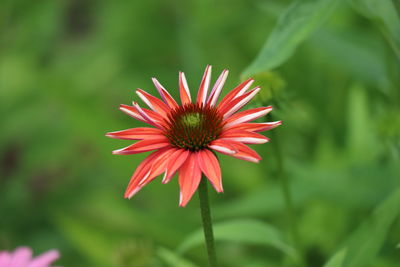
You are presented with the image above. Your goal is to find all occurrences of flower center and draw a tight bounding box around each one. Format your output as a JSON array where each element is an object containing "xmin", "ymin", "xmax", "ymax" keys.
[{"xmin": 165, "ymin": 103, "xmax": 223, "ymax": 151}]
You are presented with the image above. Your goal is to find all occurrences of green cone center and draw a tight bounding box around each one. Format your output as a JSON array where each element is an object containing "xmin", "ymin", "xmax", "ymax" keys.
[
  {"xmin": 165, "ymin": 104, "xmax": 223, "ymax": 151},
  {"xmin": 181, "ymin": 113, "xmax": 203, "ymax": 128}
]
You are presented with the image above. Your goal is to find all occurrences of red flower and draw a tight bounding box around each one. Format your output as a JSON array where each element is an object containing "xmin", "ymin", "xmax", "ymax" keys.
[{"xmin": 107, "ymin": 66, "xmax": 281, "ymax": 206}]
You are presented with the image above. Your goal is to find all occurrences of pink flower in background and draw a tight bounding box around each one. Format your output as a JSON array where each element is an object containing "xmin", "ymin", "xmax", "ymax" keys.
[
  {"xmin": 0, "ymin": 247, "xmax": 59, "ymax": 267},
  {"xmin": 107, "ymin": 65, "xmax": 281, "ymax": 206}
]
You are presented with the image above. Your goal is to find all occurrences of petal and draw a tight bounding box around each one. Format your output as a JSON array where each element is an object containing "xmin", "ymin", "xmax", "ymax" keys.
[
  {"xmin": 0, "ymin": 252, "xmax": 11, "ymax": 266},
  {"xmin": 106, "ymin": 127, "xmax": 164, "ymax": 140},
  {"xmin": 8, "ymin": 247, "xmax": 32, "ymax": 267},
  {"xmin": 197, "ymin": 150, "xmax": 223, "ymax": 192},
  {"xmin": 28, "ymin": 250, "xmax": 59, "ymax": 267},
  {"xmin": 162, "ymin": 149, "xmax": 190, "ymax": 183},
  {"xmin": 179, "ymin": 72, "xmax": 191, "ymax": 105},
  {"xmin": 218, "ymin": 78, "xmax": 254, "ymax": 110},
  {"xmin": 196, "ymin": 65, "xmax": 212, "ymax": 105},
  {"xmin": 225, "ymin": 121, "xmax": 282, "ymax": 132},
  {"xmin": 143, "ymin": 148, "xmax": 178, "ymax": 185},
  {"xmin": 119, "ymin": 104, "xmax": 146, "ymax": 123},
  {"xmin": 124, "ymin": 149, "xmax": 168, "ymax": 198},
  {"xmin": 207, "ymin": 69, "xmax": 229, "ymax": 107},
  {"xmin": 132, "ymin": 102, "xmax": 166, "ymax": 129},
  {"xmin": 220, "ymin": 129, "xmax": 270, "ymax": 144},
  {"xmin": 223, "ymin": 106, "xmax": 273, "ymax": 128},
  {"xmin": 208, "ymin": 139, "xmax": 237, "ymax": 155},
  {"xmin": 120, "ymin": 104, "xmax": 166, "ymax": 128},
  {"xmin": 229, "ymin": 141, "xmax": 262, "ymax": 163},
  {"xmin": 136, "ymin": 89, "xmax": 171, "ymax": 117},
  {"xmin": 219, "ymin": 87, "xmax": 260, "ymax": 119},
  {"xmin": 212, "ymin": 139, "xmax": 262, "ymax": 163},
  {"xmin": 152, "ymin": 78, "xmax": 179, "ymax": 109},
  {"xmin": 113, "ymin": 138, "xmax": 170, "ymax": 155},
  {"xmin": 178, "ymin": 153, "xmax": 202, "ymax": 207}
]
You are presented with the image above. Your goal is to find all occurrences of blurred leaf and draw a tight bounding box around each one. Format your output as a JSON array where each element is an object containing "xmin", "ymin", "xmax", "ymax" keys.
[
  {"xmin": 54, "ymin": 213, "xmax": 113, "ymax": 267},
  {"xmin": 309, "ymin": 30, "xmax": 390, "ymax": 90},
  {"xmin": 326, "ymin": 188, "xmax": 400, "ymax": 267},
  {"xmin": 242, "ymin": 0, "xmax": 341, "ymax": 77},
  {"xmin": 324, "ymin": 248, "xmax": 347, "ymax": 267},
  {"xmin": 350, "ymin": 0, "xmax": 400, "ymax": 58},
  {"xmin": 178, "ymin": 219, "xmax": 296, "ymax": 258},
  {"xmin": 252, "ymin": 71, "xmax": 286, "ymax": 104},
  {"xmin": 346, "ymin": 84, "xmax": 378, "ymax": 161},
  {"xmin": 157, "ymin": 247, "xmax": 198, "ymax": 267}
]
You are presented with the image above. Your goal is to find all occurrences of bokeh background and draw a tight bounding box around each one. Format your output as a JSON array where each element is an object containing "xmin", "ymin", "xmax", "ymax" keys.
[{"xmin": 1, "ymin": 0, "xmax": 400, "ymax": 266}]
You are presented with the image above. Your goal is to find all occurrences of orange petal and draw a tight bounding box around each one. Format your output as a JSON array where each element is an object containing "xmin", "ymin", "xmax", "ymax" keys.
[
  {"xmin": 178, "ymin": 153, "xmax": 202, "ymax": 207},
  {"xmin": 229, "ymin": 141, "xmax": 262, "ymax": 163},
  {"xmin": 212, "ymin": 139, "xmax": 262, "ymax": 163},
  {"xmin": 225, "ymin": 121, "xmax": 282, "ymax": 132},
  {"xmin": 207, "ymin": 69, "xmax": 229, "ymax": 107},
  {"xmin": 219, "ymin": 87, "xmax": 260, "ymax": 118},
  {"xmin": 218, "ymin": 78, "xmax": 254, "ymax": 110},
  {"xmin": 112, "ymin": 138, "xmax": 170, "ymax": 155},
  {"xmin": 106, "ymin": 127, "xmax": 164, "ymax": 140},
  {"xmin": 220, "ymin": 129, "xmax": 270, "ymax": 144},
  {"xmin": 132, "ymin": 102, "xmax": 167, "ymax": 129},
  {"xmin": 136, "ymin": 89, "xmax": 171, "ymax": 117},
  {"xmin": 124, "ymin": 150, "xmax": 164, "ymax": 198},
  {"xmin": 197, "ymin": 150, "xmax": 223, "ymax": 192},
  {"xmin": 119, "ymin": 104, "xmax": 146, "ymax": 123},
  {"xmin": 196, "ymin": 65, "xmax": 212, "ymax": 105},
  {"xmin": 152, "ymin": 78, "xmax": 179, "ymax": 109},
  {"xmin": 179, "ymin": 72, "xmax": 191, "ymax": 105},
  {"xmin": 223, "ymin": 106, "xmax": 273, "ymax": 128},
  {"xmin": 162, "ymin": 149, "xmax": 190, "ymax": 183},
  {"xmin": 140, "ymin": 148, "xmax": 177, "ymax": 186},
  {"xmin": 209, "ymin": 139, "xmax": 238, "ymax": 155}
]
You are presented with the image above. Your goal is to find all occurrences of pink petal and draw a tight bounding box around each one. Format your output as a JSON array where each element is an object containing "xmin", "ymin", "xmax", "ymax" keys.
[
  {"xmin": 162, "ymin": 149, "xmax": 190, "ymax": 183},
  {"xmin": 113, "ymin": 138, "xmax": 170, "ymax": 155},
  {"xmin": 229, "ymin": 141, "xmax": 262, "ymax": 163},
  {"xmin": 197, "ymin": 150, "xmax": 223, "ymax": 192},
  {"xmin": 119, "ymin": 104, "xmax": 146, "ymax": 123},
  {"xmin": 124, "ymin": 149, "xmax": 169, "ymax": 198},
  {"xmin": 219, "ymin": 87, "xmax": 260, "ymax": 119},
  {"xmin": 152, "ymin": 78, "xmax": 179, "ymax": 109},
  {"xmin": 196, "ymin": 65, "xmax": 212, "ymax": 105},
  {"xmin": 178, "ymin": 153, "xmax": 202, "ymax": 207},
  {"xmin": 220, "ymin": 129, "xmax": 270, "ymax": 144},
  {"xmin": 8, "ymin": 247, "xmax": 32, "ymax": 267},
  {"xmin": 212, "ymin": 139, "xmax": 262, "ymax": 163},
  {"xmin": 136, "ymin": 89, "xmax": 171, "ymax": 117},
  {"xmin": 0, "ymin": 252, "xmax": 11, "ymax": 267},
  {"xmin": 225, "ymin": 121, "xmax": 282, "ymax": 132},
  {"xmin": 218, "ymin": 78, "xmax": 254, "ymax": 110},
  {"xmin": 120, "ymin": 104, "xmax": 166, "ymax": 128},
  {"xmin": 106, "ymin": 127, "xmax": 164, "ymax": 140},
  {"xmin": 207, "ymin": 69, "xmax": 229, "ymax": 107},
  {"xmin": 143, "ymin": 148, "xmax": 178, "ymax": 186},
  {"xmin": 132, "ymin": 102, "xmax": 165, "ymax": 129},
  {"xmin": 28, "ymin": 250, "xmax": 59, "ymax": 267},
  {"xmin": 208, "ymin": 139, "xmax": 237, "ymax": 155},
  {"xmin": 223, "ymin": 106, "xmax": 273, "ymax": 128},
  {"xmin": 179, "ymin": 72, "xmax": 192, "ymax": 105}
]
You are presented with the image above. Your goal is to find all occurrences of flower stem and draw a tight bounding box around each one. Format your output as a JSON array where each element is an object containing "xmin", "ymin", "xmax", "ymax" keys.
[{"xmin": 198, "ymin": 177, "xmax": 218, "ymax": 267}]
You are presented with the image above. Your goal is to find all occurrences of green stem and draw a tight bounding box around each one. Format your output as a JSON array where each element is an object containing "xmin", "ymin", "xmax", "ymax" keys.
[{"xmin": 198, "ymin": 178, "xmax": 218, "ymax": 267}]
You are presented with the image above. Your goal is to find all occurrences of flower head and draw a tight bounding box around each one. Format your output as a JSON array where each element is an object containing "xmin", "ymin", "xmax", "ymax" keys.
[
  {"xmin": 107, "ymin": 66, "xmax": 281, "ymax": 206},
  {"xmin": 0, "ymin": 247, "xmax": 60, "ymax": 267}
]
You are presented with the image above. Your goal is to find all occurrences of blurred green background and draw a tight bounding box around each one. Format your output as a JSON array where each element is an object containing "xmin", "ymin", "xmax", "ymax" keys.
[{"xmin": 1, "ymin": 0, "xmax": 400, "ymax": 266}]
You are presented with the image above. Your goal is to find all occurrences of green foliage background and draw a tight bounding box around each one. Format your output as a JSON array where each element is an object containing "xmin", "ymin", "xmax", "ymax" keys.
[{"xmin": 1, "ymin": 0, "xmax": 399, "ymax": 266}]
